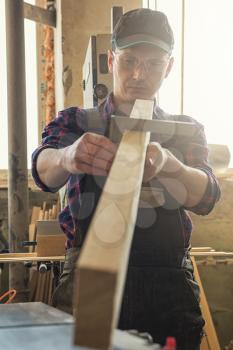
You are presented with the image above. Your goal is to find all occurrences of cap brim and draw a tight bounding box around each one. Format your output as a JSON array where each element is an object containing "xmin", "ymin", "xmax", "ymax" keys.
[{"xmin": 114, "ymin": 34, "xmax": 171, "ymax": 54}]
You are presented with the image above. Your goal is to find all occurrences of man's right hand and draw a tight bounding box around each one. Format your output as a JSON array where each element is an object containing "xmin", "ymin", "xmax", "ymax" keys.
[{"xmin": 61, "ymin": 132, "xmax": 118, "ymax": 176}]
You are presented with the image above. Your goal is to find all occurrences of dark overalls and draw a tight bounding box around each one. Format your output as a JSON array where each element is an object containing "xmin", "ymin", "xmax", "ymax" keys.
[
  {"xmin": 119, "ymin": 204, "xmax": 205, "ymax": 349},
  {"xmin": 52, "ymin": 111, "xmax": 205, "ymax": 350},
  {"xmin": 52, "ymin": 173, "xmax": 204, "ymax": 350}
]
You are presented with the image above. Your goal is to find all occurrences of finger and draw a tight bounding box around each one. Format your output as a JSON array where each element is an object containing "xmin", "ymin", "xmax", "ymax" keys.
[
  {"xmin": 146, "ymin": 143, "xmax": 159, "ymax": 160},
  {"xmin": 144, "ymin": 156, "xmax": 154, "ymax": 167},
  {"xmin": 85, "ymin": 133, "xmax": 118, "ymax": 154},
  {"xmin": 80, "ymin": 140, "xmax": 116, "ymax": 163},
  {"xmin": 146, "ymin": 143, "xmax": 163, "ymax": 166},
  {"xmin": 78, "ymin": 162, "xmax": 108, "ymax": 176},
  {"xmin": 77, "ymin": 145, "xmax": 114, "ymax": 167},
  {"xmin": 76, "ymin": 150, "xmax": 113, "ymax": 172}
]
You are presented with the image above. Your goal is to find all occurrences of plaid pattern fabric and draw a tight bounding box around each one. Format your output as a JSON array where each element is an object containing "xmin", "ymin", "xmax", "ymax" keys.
[{"xmin": 32, "ymin": 94, "xmax": 220, "ymax": 248}]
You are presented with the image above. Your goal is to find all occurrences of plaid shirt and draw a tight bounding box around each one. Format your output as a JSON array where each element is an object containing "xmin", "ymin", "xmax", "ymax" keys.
[{"xmin": 32, "ymin": 94, "xmax": 220, "ymax": 248}]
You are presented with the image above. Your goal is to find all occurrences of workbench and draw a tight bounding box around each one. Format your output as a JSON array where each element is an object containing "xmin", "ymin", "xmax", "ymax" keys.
[{"xmin": 0, "ymin": 302, "xmax": 161, "ymax": 350}]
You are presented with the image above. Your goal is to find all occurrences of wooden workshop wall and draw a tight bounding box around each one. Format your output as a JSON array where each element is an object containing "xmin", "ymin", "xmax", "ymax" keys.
[
  {"xmin": 0, "ymin": 187, "xmax": 58, "ymax": 292},
  {"xmin": 191, "ymin": 177, "xmax": 233, "ymax": 348},
  {"xmin": 56, "ymin": 0, "xmax": 141, "ymax": 109},
  {"xmin": 0, "ymin": 188, "xmax": 57, "ymax": 242}
]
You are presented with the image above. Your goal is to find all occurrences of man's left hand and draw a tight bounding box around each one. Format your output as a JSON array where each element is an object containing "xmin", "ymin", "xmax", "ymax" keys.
[
  {"xmin": 143, "ymin": 142, "xmax": 186, "ymax": 183},
  {"xmin": 143, "ymin": 142, "xmax": 169, "ymax": 182}
]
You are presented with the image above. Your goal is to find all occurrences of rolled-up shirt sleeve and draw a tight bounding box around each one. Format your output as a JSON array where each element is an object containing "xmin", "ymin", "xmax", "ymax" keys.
[
  {"xmin": 182, "ymin": 122, "xmax": 221, "ymax": 215},
  {"xmin": 31, "ymin": 107, "xmax": 85, "ymax": 192},
  {"xmin": 188, "ymin": 166, "xmax": 220, "ymax": 215}
]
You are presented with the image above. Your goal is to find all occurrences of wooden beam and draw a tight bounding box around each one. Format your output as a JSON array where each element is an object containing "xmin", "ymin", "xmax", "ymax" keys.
[
  {"xmin": 24, "ymin": 3, "xmax": 56, "ymax": 27},
  {"xmin": 191, "ymin": 247, "xmax": 214, "ymax": 252},
  {"xmin": 74, "ymin": 99, "xmax": 154, "ymax": 349},
  {"xmin": 191, "ymin": 251, "xmax": 233, "ymax": 257},
  {"xmin": 192, "ymin": 257, "xmax": 221, "ymax": 350},
  {"xmin": 0, "ymin": 252, "xmax": 65, "ymax": 263},
  {"xmin": 111, "ymin": 6, "xmax": 123, "ymax": 32}
]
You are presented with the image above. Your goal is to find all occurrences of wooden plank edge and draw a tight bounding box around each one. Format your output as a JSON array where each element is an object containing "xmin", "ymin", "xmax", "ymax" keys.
[
  {"xmin": 24, "ymin": 3, "xmax": 56, "ymax": 27},
  {"xmin": 74, "ymin": 268, "xmax": 116, "ymax": 349}
]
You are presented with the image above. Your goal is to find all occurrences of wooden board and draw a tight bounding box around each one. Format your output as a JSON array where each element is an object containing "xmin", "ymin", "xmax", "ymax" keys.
[
  {"xmin": 74, "ymin": 99, "xmax": 154, "ymax": 349},
  {"xmin": 37, "ymin": 235, "xmax": 66, "ymax": 257},
  {"xmin": 191, "ymin": 247, "xmax": 214, "ymax": 252},
  {"xmin": 36, "ymin": 220, "xmax": 66, "ymax": 256},
  {"xmin": 31, "ymin": 206, "xmax": 41, "ymax": 224},
  {"xmin": 200, "ymin": 335, "xmax": 211, "ymax": 350},
  {"xmin": 192, "ymin": 257, "xmax": 221, "ymax": 350},
  {"xmin": 28, "ymin": 223, "xmax": 37, "ymax": 253},
  {"xmin": 37, "ymin": 220, "xmax": 64, "ymax": 235},
  {"xmin": 0, "ymin": 252, "xmax": 65, "ymax": 263},
  {"xmin": 191, "ymin": 251, "xmax": 233, "ymax": 257},
  {"xmin": 29, "ymin": 270, "xmax": 39, "ymax": 302}
]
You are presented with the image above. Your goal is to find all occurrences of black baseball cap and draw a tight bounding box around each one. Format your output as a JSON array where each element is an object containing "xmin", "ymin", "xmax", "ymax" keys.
[{"xmin": 111, "ymin": 8, "xmax": 174, "ymax": 54}]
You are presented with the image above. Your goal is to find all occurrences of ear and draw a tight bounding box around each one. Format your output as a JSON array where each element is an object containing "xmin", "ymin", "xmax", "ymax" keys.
[
  {"xmin": 108, "ymin": 49, "xmax": 114, "ymax": 73},
  {"xmin": 164, "ymin": 56, "xmax": 174, "ymax": 79}
]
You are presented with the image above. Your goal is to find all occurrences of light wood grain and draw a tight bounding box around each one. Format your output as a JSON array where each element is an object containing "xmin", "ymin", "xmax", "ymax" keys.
[
  {"xmin": 200, "ymin": 335, "xmax": 211, "ymax": 350},
  {"xmin": 191, "ymin": 247, "xmax": 214, "ymax": 252},
  {"xmin": 31, "ymin": 206, "xmax": 41, "ymax": 224},
  {"xmin": 192, "ymin": 257, "xmax": 221, "ymax": 350},
  {"xmin": 0, "ymin": 252, "xmax": 65, "ymax": 263},
  {"xmin": 37, "ymin": 235, "xmax": 66, "ymax": 257},
  {"xmin": 191, "ymin": 251, "xmax": 233, "ymax": 257},
  {"xmin": 74, "ymin": 99, "xmax": 154, "ymax": 349}
]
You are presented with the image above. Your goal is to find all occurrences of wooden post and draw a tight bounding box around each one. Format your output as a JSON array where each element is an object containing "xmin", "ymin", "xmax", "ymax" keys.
[
  {"xmin": 5, "ymin": 0, "xmax": 29, "ymax": 301},
  {"xmin": 74, "ymin": 99, "xmax": 154, "ymax": 349},
  {"xmin": 111, "ymin": 6, "xmax": 123, "ymax": 33},
  {"xmin": 192, "ymin": 257, "xmax": 221, "ymax": 350}
]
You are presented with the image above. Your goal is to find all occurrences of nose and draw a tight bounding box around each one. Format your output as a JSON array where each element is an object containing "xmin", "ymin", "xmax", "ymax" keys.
[{"xmin": 132, "ymin": 62, "xmax": 147, "ymax": 80}]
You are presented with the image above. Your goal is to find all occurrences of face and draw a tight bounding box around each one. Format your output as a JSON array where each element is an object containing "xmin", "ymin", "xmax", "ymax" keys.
[{"xmin": 108, "ymin": 44, "xmax": 174, "ymax": 108}]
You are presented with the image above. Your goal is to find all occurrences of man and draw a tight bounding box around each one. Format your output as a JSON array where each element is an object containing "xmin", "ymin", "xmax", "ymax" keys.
[{"xmin": 32, "ymin": 8, "xmax": 220, "ymax": 350}]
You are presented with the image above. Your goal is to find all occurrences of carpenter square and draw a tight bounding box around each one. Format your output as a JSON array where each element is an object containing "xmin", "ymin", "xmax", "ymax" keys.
[{"xmin": 109, "ymin": 115, "xmax": 197, "ymax": 143}]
